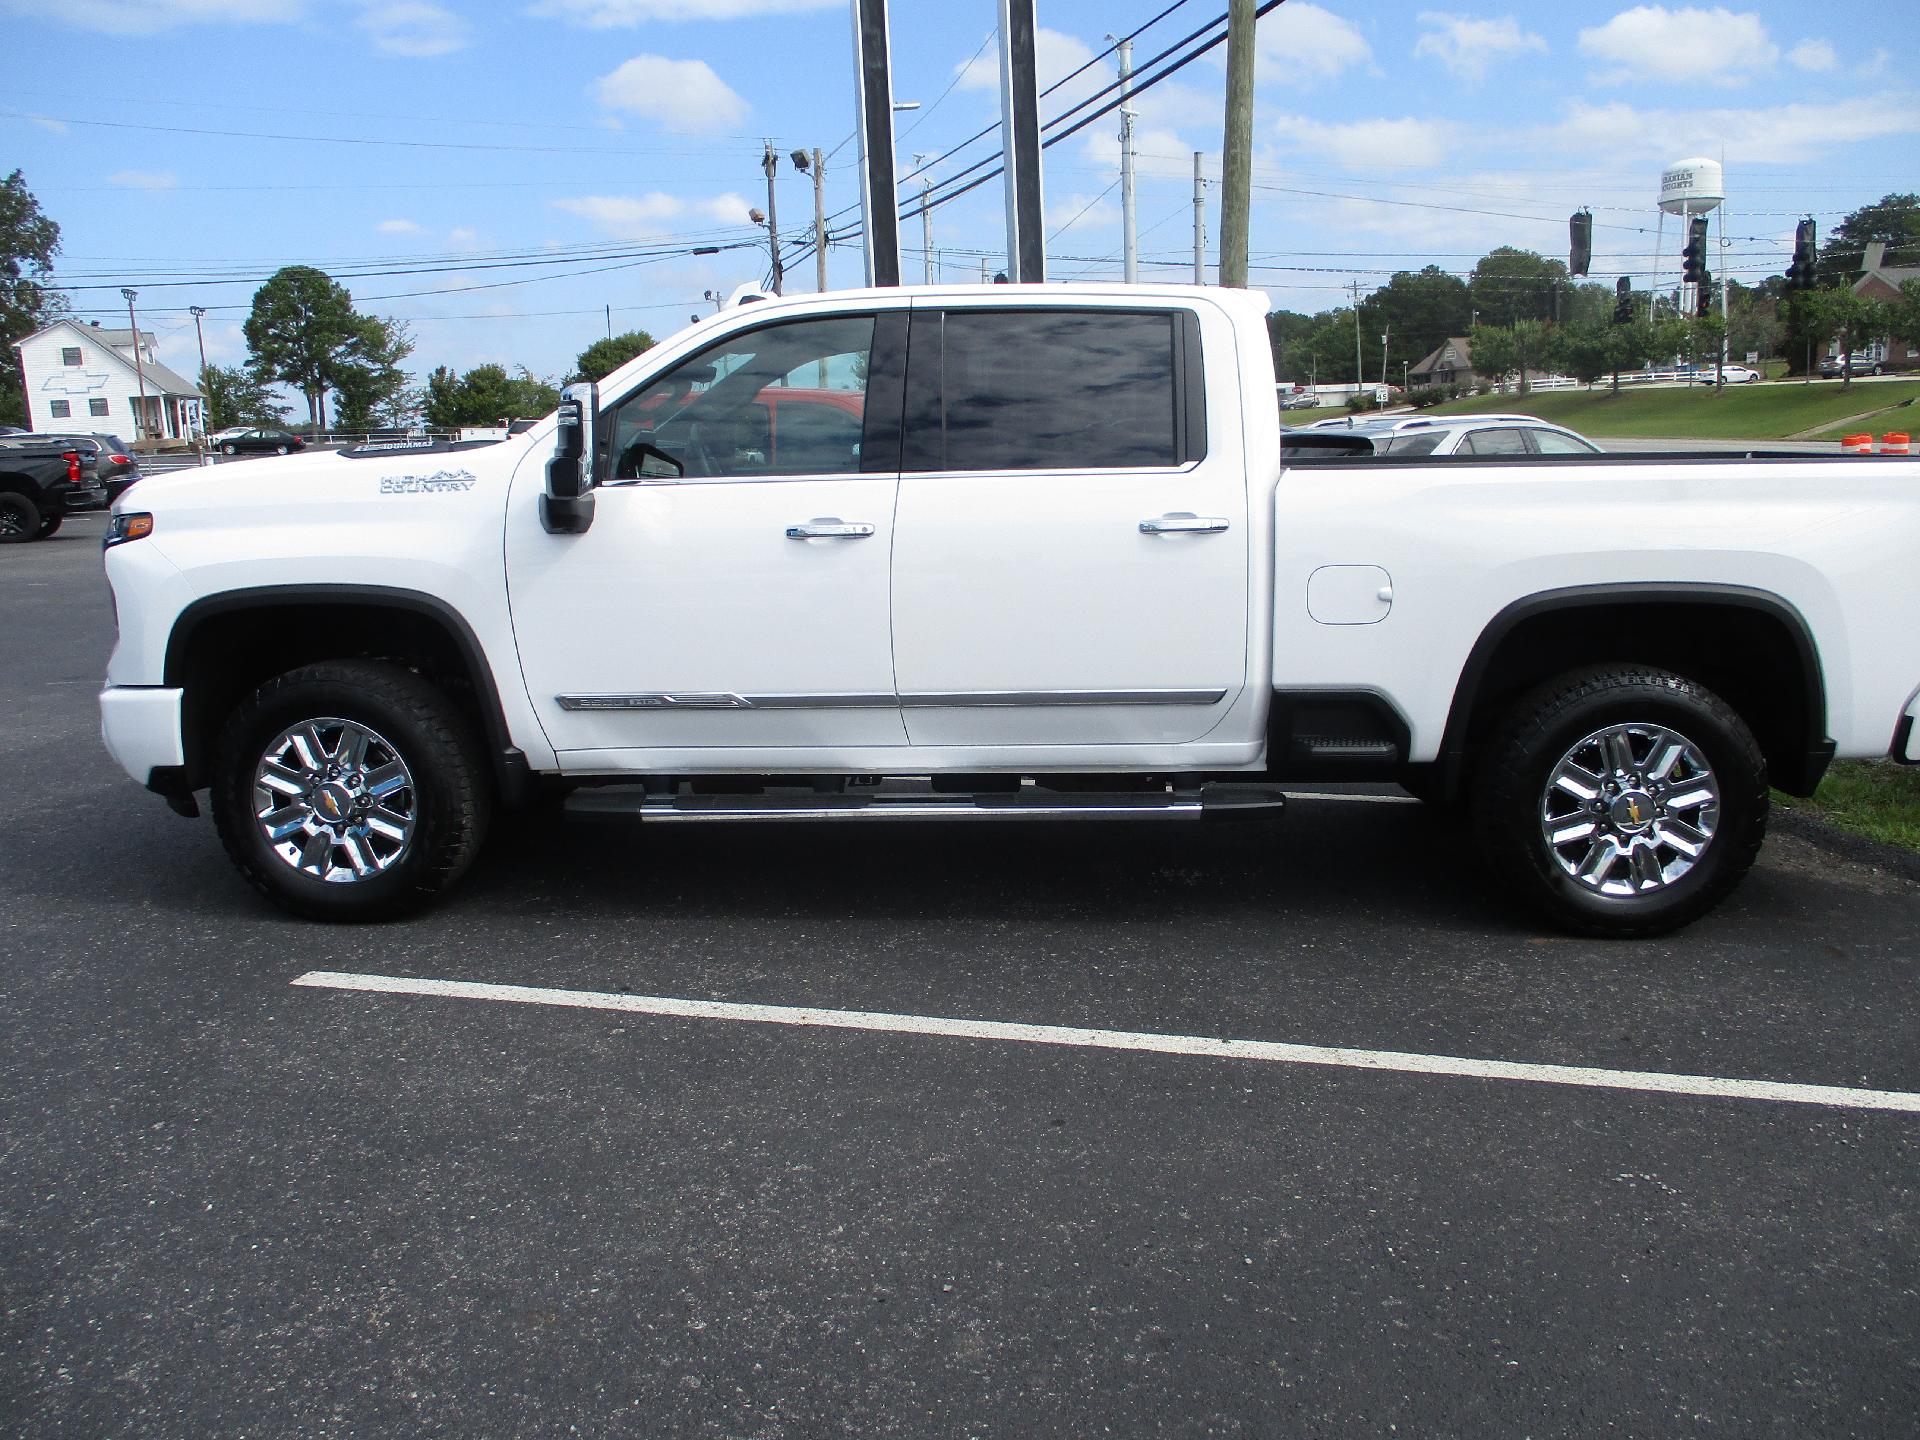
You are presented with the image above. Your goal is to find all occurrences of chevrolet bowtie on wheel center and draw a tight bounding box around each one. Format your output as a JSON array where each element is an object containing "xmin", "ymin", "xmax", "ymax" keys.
[{"xmin": 96, "ymin": 284, "xmax": 1920, "ymax": 934}]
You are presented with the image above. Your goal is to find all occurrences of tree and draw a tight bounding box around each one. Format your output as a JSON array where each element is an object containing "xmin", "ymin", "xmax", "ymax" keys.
[
  {"xmin": 331, "ymin": 316, "xmax": 418, "ymax": 432},
  {"xmin": 572, "ymin": 329, "xmax": 656, "ymax": 383},
  {"xmin": 1806, "ymin": 287, "xmax": 1893, "ymax": 388},
  {"xmin": 1816, "ymin": 193, "xmax": 1920, "ymax": 283},
  {"xmin": 1, "ymin": 170, "xmax": 62, "ymax": 429},
  {"xmin": 243, "ymin": 266, "xmax": 368, "ymax": 429},
  {"xmin": 198, "ymin": 364, "xmax": 288, "ymax": 429},
  {"xmin": 421, "ymin": 363, "xmax": 560, "ymax": 429},
  {"xmin": 1509, "ymin": 319, "xmax": 1551, "ymax": 393},
  {"xmin": 1355, "ymin": 266, "xmax": 1473, "ymax": 383},
  {"xmin": 1468, "ymin": 247, "xmax": 1568, "ymax": 326},
  {"xmin": 1265, "ymin": 309, "xmax": 1317, "ymax": 382},
  {"xmin": 1466, "ymin": 324, "xmax": 1515, "ymax": 391},
  {"xmin": 1890, "ymin": 278, "xmax": 1920, "ymax": 350}
]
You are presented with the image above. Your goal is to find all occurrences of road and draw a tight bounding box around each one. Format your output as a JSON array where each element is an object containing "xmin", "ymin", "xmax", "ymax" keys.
[{"xmin": 5, "ymin": 513, "xmax": 1919, "ymax": 1437}]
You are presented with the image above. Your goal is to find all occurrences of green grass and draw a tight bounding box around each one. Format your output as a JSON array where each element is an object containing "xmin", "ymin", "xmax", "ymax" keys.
[
  {"xmin": 1281, "ymin": 405, "xmax": 1350, "ymax": 424},
  {"xmin": 1415, "ymin": 380, "xmax": 1920, "ymax": 440},
  {"xmin": 1775, "ymin": 761, "xmax": 1920, "ymax": 852}
]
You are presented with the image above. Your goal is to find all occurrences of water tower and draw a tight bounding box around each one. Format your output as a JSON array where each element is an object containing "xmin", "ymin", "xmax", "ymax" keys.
[{"xmin": 1654, "ymin": 157, "xmax": 1725, "ymax": 320}]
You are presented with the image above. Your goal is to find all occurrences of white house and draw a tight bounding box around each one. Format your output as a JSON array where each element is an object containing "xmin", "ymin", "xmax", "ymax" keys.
[{"xmin": 11, "ymin": 318, "xmax": 204, "ymax": 443}]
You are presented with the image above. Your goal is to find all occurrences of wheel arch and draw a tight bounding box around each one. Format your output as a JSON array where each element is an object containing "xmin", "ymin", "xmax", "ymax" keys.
[
  {"xmin": 163, "ymin": 584, "xmax": 530, "ymax": 804},
  {"xmin": 1435, "ymin": 583, "xmax": 1831, "ymax": 799}
]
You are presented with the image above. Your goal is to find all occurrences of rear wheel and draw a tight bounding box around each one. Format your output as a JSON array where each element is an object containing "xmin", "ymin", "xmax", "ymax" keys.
[
  {"xmin": 1471, "ymin": 665, "xmax": 1767, "ymax": 937},
  {"xmin": 0, "ymin": 491, "xmax": 42, "ymax": 543},
  {"xmin": 36, "ymin": 514, "xmax": 62, "ymax": 539},
  {"xmin": 274, "ymin": 444, "xmax": 288, "ymax": 455},
  {"xmin": 211, "ymin": 660, "xmax": 492, "ymax": 920}
]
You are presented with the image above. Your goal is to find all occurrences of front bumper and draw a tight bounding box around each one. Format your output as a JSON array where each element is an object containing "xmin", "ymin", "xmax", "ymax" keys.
[{"xmin": 100, "ymin": 685, "xmax": 186, "ymax": 788}]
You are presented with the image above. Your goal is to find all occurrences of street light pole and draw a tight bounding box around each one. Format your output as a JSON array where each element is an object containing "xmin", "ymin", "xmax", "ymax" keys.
[
  {"xmin": 188, "ymin": 304, "xmax": 209, "ymax": 443},
  {"xmin": 1109, "ymin": 34, "xmax": 1138, "ymax": 283},
  {"xmin": 122, "ymin": 288, "xmax": 149, "ymax": 442},
  {"xmin": 812, "ymin": 148, "xmax": 827, "ymax": 292}
]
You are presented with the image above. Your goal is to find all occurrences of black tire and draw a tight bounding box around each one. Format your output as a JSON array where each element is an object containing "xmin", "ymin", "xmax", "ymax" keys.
[
  {"xmin": 36, "ymin": 514, "xmax": 62, "ymax": 539},
  {"xmin": 1471, "ymin": 665, "xmax": 1767, "ymax": 938},
  {"xmin": 0, "ymin": 491, "xmax": 42, "ymax": 543},
  {"xmin": 211, "ymin": 660, "xmax": 492, "ymax": 921}
]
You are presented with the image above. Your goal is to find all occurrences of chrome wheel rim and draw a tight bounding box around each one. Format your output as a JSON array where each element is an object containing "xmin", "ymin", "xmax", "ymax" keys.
[
  {"xmin": 253, "ymin": 717, "xmax": 417, "ymax": 884},
  {"xmin": 1539, "ymin": 722, "xmax": 1720, "ymax": 897}
]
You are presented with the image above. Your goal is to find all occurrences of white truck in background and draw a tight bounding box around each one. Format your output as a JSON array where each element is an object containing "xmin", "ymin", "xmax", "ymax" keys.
[{"xmin": 97, "ymin": 284, "xmax": 1920, "ymax": 935}]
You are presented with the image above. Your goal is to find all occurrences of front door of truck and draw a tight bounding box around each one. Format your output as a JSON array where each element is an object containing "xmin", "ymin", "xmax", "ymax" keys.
[
  {"xmin": 506, "ymin": 310, "xmax": 909, "ymax": 764},
  {"xmin": 888, "ymin": 303, "xmax": 1250, "ymax": 749}
]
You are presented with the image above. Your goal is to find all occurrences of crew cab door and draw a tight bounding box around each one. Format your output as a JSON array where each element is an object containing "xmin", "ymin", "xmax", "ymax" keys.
[
  {"xmin": 889, "ymin": 302, "xmax": 1249, "ymax": 747},
  {"xmin": 505, "ymin": 310, "xmax": 909, "ymax": 763}
]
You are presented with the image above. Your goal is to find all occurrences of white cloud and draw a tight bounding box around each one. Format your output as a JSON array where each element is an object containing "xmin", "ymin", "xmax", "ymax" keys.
[
  {"xmin": 448, "ymin": 227, "xmax": 482, "ymax": 248},
  {"xmin": 106, "ymin": 170, "xmax": 180, "ymax": 190},
  {"xmin": 1788, "ymin": 38, "xmax": 1838, "ymax": 72},
  {"xmin": 1046, "ymin": 191, "xmax": 1118, "ymax": 239},
  {"xmin": 552, "ymin": 191, "xmax": 751, "ymax": 240},
  {"xmin": 1270, "ymin": 115, "xmax": 1453, "ymax": 169},
  {"xmin": 376, "ymin": 218, "xmax": 426, "ymax": 235},
  {"xmin": 531, "ymin": 0, "xmax": 834, "ymax": 25},
  {"xmin": 1253, "ymin": 2, "xmax": 1372, "ymax": 86},
  {"xmin": 1535, "ymin": 94, "xmax": 1920, "ymax": 166},
  {"xmin": 2, "ymin": 0, "xmax": 303, "ymax": 35},
  {"xmin": 1578, "ymin": 6, "xmax": 1779, "ymax": 86},
  {"xmin": 358, "ymin": 1, "xmax": 469, "ymax": 57},
  {"xmin": 27, "ymin": 115, "xmax": 70, "ymax": 134},
  {"xmin": 593, "ymin": 55, "xmax": 749, "ymax": 133},
  {"xmin": 1413, "ymin": 13, "xmax": 1546, "ymax": 84}
]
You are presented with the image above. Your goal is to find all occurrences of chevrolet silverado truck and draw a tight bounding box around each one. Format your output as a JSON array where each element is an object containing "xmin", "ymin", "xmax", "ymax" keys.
[
  {"xmin": 0, "ymin": 437, "xmax": 105, "ymax": 540},
  {"xmin": 98, "ymin": 284, "xmax": 1920, "ymax": 935}
]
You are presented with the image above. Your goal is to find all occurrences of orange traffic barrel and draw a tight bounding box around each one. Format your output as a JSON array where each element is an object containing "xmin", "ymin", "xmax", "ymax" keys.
[
  {"xmin": 1842, "ymin": 433, "xmax": 1874, "ymax": 453},
  {"xmin": 1880, "ymin": 432, "xmax": 1911, "ymax": 454}
]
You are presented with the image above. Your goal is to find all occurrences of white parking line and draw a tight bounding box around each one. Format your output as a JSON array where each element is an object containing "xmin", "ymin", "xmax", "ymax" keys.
[{"xmin": 292, "ymin": 970, "xmax": 1920, "ymax": 1114}]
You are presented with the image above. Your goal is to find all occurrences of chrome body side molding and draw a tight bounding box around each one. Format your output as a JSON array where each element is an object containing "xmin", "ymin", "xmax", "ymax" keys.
[{"xmin": 557, "ymin": 688, "xmax": 1228, "ymax": 712}]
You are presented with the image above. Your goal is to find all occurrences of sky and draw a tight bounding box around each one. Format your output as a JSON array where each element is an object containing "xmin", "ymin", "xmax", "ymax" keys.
[{"xmin": 3, "ymin": 0, "xmax": 1915, "ymax": 395}]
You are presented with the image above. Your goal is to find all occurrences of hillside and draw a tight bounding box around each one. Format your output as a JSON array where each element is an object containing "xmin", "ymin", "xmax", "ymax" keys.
[{"xmin": 1413, "ymin": 381, "xmax": 1920, "ymax": 440}]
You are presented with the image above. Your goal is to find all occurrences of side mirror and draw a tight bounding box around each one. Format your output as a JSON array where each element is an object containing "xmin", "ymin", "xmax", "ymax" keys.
[{"xmin": 540, "ymin": 380, "xmax": 598, "ymax": 535}]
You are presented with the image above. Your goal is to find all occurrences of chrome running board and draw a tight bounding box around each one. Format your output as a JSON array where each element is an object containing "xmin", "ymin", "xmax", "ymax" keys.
[{"xmin": 566, "ymin": 782, "xmax": 1284, "ymax": 825}]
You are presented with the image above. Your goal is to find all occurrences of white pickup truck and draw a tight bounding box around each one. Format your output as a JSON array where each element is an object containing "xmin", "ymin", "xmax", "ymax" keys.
[{"xmin": 99, "ymin": 284, "xmax": 1920, "ymax": 935}]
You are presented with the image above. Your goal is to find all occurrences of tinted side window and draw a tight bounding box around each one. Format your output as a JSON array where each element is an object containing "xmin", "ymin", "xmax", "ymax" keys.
[
  {"xmin": 936, "ymin": 310, "xmax": 1178, "ymax": 471},
  {"xmin": 1383, "ymin": 431, "xmax": 1443, "ymax": 456},
  {"xmin": 1463, "ymin": 428, "xmax": 1527, "ymax": 455}
]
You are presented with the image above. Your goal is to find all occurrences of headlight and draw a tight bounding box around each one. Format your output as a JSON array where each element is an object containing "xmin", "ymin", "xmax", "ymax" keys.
[{"xmin": 103, "ymin": 512, "xmax": 153, "ymax": 550}]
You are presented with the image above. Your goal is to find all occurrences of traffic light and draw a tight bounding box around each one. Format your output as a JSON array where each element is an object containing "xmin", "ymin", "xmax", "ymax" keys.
[
  {"xmin": 1569, "ymin": 209, "xmax": 1593, "ymax": 277},
  {"xmin": 1613, "ymin": 275, "xmax": 1633, "ymax": 324},
  {"xmin": 1681, "ymin": 216, "xmax": 1709, "ymax": 285},
  {"xmin": 1697, "ymin": 281, "xmax": 1714, "ymax": 318},
  {"xmin": 1786, "ymin": 217, "xmax": 1818, "ymax": 289}
]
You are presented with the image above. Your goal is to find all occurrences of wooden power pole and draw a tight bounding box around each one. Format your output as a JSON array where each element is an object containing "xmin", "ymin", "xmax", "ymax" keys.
[{"xmin": 1218, "ymin": 0, "xmax": 1255, "ymax": 288}]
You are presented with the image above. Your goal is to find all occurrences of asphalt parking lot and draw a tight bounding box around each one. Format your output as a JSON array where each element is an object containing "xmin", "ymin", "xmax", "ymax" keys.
[{"xmin": 5, "ymin": 512, "xmax": 1919, "ymax": 1437}]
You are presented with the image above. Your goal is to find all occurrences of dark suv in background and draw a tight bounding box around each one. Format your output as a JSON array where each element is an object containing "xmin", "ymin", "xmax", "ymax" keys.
[{"xmin": 33, "ymin": 433, "xmax": 143, "ymax": 501}]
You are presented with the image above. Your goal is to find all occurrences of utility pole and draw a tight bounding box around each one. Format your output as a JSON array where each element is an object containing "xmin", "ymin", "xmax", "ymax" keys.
[
  {"xmin": 1192, "ymin": 152, "xmax": 1206, "ymax": 284},
  {"xmin": 812, "ymin": 148, "xmax": 827, "ymax": 292},
  {"xmin": 121, "ymin": 287, "xmax": 149, "ymax": 442},
  {"xmin": 1218, "ymin": 0, "xmax": 1255, "ymax": 288},
  {"xmin": 760, "ymin": 141, "xmax": 783, "ymax": 295},
  {"xmin": 980, "ymin": 256, "xmax": 991, "ymax": 285},
  {"xmin": 914, "ymin": 153, "xmax": 934, "ymax": 285},
  {"xmin": 1351, "ymin": 281, "xmax": 1364, "ymax": 389},
  {"xmin": 1110, "ymin": 35, "xmax": 1138, "ymax": 283},
  {"xmin": 1380, "ymin": 328, "xmax": 1390, "ymax": 387}
]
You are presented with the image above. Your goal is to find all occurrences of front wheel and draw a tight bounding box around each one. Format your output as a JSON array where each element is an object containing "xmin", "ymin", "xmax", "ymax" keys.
[
  {"xmin": 0, "ymin": 491, "xmax": 42, "ymax": 543},
  {"xmin": 1471, "ymin": 665, "xmax": 1767, "ymax": 938},
  {"xmin": 211, "ymin": 660, "xmax": 492, "ymax": 920},
  {"xmin": 222, "ymin": 443, "xmax": 238, "ymax": 456}
]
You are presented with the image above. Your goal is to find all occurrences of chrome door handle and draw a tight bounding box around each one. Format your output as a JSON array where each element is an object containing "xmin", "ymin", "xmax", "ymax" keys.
[
  {"xmin": 1140, "ymin": 513, "xmax": 1230, "ymax": 534},
  {"xmin": 786, "ymin": 520, "xmax": 875, "ymax": 539}
]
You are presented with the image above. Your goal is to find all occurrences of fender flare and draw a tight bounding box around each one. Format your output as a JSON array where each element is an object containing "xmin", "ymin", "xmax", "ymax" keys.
[
  {"xmin": 162, "ymin": 583, "xmax": 531, "ymax": 803},
  {"xmin": 1436, "ymin": 582, "xmax": 1830, "ymax": 794}
]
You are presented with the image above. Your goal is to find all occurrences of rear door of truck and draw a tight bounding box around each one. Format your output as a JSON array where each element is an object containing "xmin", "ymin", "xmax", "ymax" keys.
[{"xmin": 888, "ymin": 298, "xmax": 1249, "ymax": 747}]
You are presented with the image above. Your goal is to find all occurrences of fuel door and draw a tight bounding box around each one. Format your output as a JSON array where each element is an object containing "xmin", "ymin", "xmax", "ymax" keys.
[{"xmin": 1307, "ymin": 564, "xmax": 1394, "ymax": 625}]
